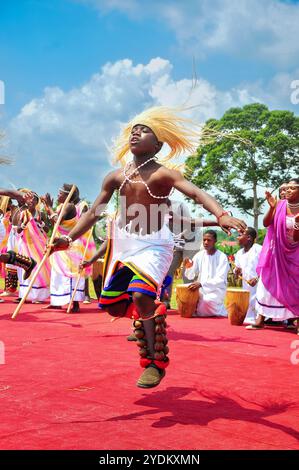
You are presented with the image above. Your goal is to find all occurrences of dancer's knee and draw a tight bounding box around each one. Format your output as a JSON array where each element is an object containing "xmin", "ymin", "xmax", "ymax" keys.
[{"xmin": 104, "ymin": 303, "xmax": 127, "ymax": 317}]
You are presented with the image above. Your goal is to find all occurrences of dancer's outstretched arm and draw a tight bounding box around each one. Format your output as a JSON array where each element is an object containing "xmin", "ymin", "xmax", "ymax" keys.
[{"xmin": 172, "ymin": 171, "xmax": 247, "ymax": 234}]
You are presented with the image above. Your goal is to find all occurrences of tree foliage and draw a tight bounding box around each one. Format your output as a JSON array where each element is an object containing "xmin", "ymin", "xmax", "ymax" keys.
[{"xmin": 185, "ymin": 103, "xmax": 299, "ymax": 229}]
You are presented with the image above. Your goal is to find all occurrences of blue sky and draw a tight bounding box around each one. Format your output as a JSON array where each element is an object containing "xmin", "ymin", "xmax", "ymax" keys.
[{"xmin": 0, "ymin": 0, "xmax": 298, "ymax": 223}]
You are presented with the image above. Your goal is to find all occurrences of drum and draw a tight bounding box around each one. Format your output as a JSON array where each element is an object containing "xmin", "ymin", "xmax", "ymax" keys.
[
  {"xmin": 92, "ymin": 259, "xmax": 104, "ymax": 281},
  {"xmin": 175, "ymin": 283, "xmax": 200, "ymax": 318},
  {"xmin": 225, "ymin": 287, "xmax": 250, "ymax": 325}
]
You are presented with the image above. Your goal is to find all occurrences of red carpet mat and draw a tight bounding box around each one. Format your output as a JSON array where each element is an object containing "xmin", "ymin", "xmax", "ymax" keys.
[{"xmin": 0, "ymin": 296, "xmax": 298, "ymax": 450}]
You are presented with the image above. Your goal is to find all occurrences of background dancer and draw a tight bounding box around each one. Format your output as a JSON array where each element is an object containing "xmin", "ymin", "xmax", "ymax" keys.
[
  {"xmin": 15, "ymin": 190, "xmax": 50, "ymax": 304},
  {"xmin": 43, "ymin": 184, "xmax": 95, "ymax": 312},
  {"xmin": 247, "ymin": 178, "xmax": 299, "ymax": 331},
  {"xmin": 0, "ymin": 189, "xmax": 37, "ymax": 301}
]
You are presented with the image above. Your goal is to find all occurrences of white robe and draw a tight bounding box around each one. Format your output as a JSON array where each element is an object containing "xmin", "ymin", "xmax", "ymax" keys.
[
  {"xmin": 6, "ymin": 226, "xmax": 18, "ymax": 271},
  {"xmin": 256, "ymin": 277, "xmax": 296, "ymax": 321},
  {"xmin": 184, "ymin": 249, "xmax": 230, "ymax": 317},
  {"xmin": 18, "ymin": 267, "xmax": 49, "ymax": 302},
  {"xmin": 234, "ymin": 243, "xmax": 262, "ymax": 324}
]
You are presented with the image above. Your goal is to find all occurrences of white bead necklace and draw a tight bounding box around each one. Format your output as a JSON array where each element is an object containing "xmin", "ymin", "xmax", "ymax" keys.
[
  {"xmin": 287, "ymin": 201, "xmax": 299, "ymax": 209},
  {"xmin": 119, "ymin": 156, "xmax": 174, "ymax": 199}
]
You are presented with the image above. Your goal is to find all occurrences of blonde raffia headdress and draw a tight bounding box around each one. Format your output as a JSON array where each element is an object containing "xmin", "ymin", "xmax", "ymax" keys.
[{"xmin": 113, "ymin": 106, "xmax": 200, "ymax": 167}]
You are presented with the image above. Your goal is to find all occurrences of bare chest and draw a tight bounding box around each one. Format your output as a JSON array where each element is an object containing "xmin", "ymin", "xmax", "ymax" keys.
[{"xmin": 118, "ymin": 168, "xmax": 173, "ymax": 204}]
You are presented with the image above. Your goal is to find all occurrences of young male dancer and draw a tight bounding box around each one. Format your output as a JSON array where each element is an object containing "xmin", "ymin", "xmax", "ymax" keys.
[{"xmin": 49, "ymin": 107, "xmax": 246, "ymax": 388}]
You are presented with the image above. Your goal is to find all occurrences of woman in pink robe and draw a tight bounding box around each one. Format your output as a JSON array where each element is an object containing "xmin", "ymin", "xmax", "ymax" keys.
[{"xmin": 247, "ymin": 178, "xmax": 299, "ymax": 332}]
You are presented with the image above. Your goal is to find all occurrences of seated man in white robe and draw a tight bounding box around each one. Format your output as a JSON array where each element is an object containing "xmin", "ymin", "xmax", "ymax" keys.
[
  {"xmin": 234, "ymin": 227, "xmax": 262, "ymax": 324},
  {"xmin": 183, "ymin": 230, "xmax": 230, "ymax": 317}
]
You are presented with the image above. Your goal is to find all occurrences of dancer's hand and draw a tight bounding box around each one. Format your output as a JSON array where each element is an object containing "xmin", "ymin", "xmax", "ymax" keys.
[
  {"xmin": 183, "ymin": 258, "xmax": 193, "ymax": 269},
  {"xmin": 41, "ymin": 193, "xmax": 53, "ymax": 208},
  {"xmin": 218, "ymin": 214, "xmax": 247, "ymax": 236},
  {"xmin": 265, "ymin": 191, "xmax": 277, "ymax": 209},
  {"xmin": 79, "ymin": 260, "xmax": 92, "ymax": 271},
  {"xmin": 22, "ymin": 191, "xmax": 35, "ymax": 205},
  {"xmin": 188, "ymin": 281, "xmax": 201, "ymax": 291},
  {"xmin": 47, "ymin": 237, "xmax": 70, "ymax": 255},
  {"xmin": 247, "ymin": 277, "xmax": 258, "ymax": 287},
  {"xmin": 234, "ymin": 267, "xmax": 242, "ymax": 278}
]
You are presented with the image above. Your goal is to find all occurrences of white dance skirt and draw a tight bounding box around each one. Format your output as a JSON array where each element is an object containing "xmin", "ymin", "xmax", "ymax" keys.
[
  {"xmin": 256, "ymin": 277, "xmax": 296, "ymax": 321},
  {"xmin": 50, "ymin": 270, "xmax": 85, "ymax": 306}
]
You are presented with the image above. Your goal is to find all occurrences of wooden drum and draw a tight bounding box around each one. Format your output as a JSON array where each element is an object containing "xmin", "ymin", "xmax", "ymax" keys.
[
  {"xmin": 92, "ymin": 259, "xmax": 104, "ymax": 281},
  {"xmin": 175, "ymin": 283, "xmax": 200, "ymax": 318},
  {"xmin": 225, "ymin": 287, "xmax": 250, "ymax": 325}
]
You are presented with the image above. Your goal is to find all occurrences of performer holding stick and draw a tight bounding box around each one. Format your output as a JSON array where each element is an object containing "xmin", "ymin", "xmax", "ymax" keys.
[
  {"xmin": 66, "ymin": 228, "xmax": 93, "ymax": 313},
  {"xmin": 0, "ymin": 189, "xmax": 37, "ymax": 288},
  {"xmin": 42, "ymin": 184, "xmax": 96, "ymax": 313},
  {"xmin": 11, "ymin": 185, "xmax": 76, "ymax": 319}
]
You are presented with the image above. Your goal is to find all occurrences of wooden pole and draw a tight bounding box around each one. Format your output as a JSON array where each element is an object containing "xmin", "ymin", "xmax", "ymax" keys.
[
  {"xmin": 11, "ymin": 185, "xmax": 76, "ymax": 320},
  {"xmin": 66, "ymin": 228, "xmax": 93, "ymax": 314}
]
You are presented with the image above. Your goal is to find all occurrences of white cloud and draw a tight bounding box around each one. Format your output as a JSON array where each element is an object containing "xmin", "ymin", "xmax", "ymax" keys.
[
  {"xmin": 241, "ymin": 68, "xmax": 299, "ymax": 109},
  {"xmin": 0, "ymin": 57, "xmax": 296, "ymax": 205},
  {"xmin": 76, "ymin": 0, "xmax": 299, "ymax": 68}
]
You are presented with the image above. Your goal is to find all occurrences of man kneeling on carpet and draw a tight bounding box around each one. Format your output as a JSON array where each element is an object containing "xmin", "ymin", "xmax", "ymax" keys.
[
  {"xmin": 184, "ymin": 230, "xmax": 230, "ymax": 317},
  {"xmin": 49, "ymin": 106, "xmax": 246, "ymax": 388}
]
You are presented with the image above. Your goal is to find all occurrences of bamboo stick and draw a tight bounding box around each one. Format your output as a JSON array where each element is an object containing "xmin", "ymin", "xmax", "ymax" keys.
[
  {"xmin": 11, "ymin": 185, "xmax": 76, "ymax": 319},
  {"xmin": 66, "ymin": 228, "xmax": 93, "ymax": 314}
]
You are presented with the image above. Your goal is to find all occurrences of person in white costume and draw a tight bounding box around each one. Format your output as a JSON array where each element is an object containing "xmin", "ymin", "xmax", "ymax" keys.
[
  {"xmin": 184, "ymin": 230, "xmax": 230, "ymax": 317},
  {"xmin": 234, "ymin": 227, "xmax": 262, "ymax": 324}
]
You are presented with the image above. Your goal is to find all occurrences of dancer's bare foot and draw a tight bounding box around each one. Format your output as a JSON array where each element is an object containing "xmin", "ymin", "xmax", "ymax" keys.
[
  {"xmin": 285, "ymin": 318, "xmax": 296, "ymax": 329},
  {"xmin": 71, "ymin": 301, "xmax": 80, "ymax": 313},
  {"xmin": 246, "ymin": 314, "xmax": 265, "ymax": 330},
  {"xmin": 246, "ymin": 324, "xmax": 265, "ymax": 330},
  {"xmin": 42, "ymin": 304, "xmax": 62, "ymax": 310},
  {"xmin": 0, "ymin": 291, "xmax": 10, "ymax": 297},
  {"xmin": 12, "ymin": 298, "xmax": 30, "ymax": 304}
]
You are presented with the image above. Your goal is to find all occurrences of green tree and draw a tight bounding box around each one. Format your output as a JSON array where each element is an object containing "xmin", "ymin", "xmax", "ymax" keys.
[{"xmin": 185, "ymin": 103, "xmax": 299, "ymax": 229}]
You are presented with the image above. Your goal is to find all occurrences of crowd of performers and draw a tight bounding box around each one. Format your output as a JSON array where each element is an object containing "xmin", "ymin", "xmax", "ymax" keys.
[
  {"xmin": 0, "ymin": 185, "xmax": 96, "ymax": 312},
  {"xmin": 1, "ymin": 106, "xmax": 298, "ymax": 389}
]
